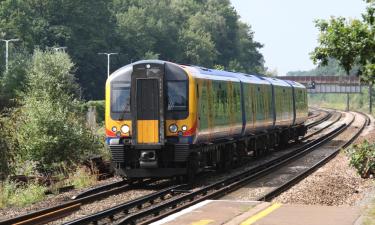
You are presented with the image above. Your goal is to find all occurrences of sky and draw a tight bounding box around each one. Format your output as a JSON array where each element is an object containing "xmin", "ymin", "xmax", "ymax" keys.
[{"xmin": 231, "ymin": 0, "xmax": 367, "ymax": 76}]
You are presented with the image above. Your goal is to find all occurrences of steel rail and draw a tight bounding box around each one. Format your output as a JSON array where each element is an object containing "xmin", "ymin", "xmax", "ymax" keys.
[
  {"xmin": 130, "ymin": 121, "xmax": 350, "ymax": 225},
  {"xmin": 0, "ymin": 180, "xmax": 152, "ymax": 225},
  {"xmin": 68, "ymin": 112, "xmax": 348, "ymax": 225},
  {"xmin": 306, "ymin": 109, "xmax": 332, "ymax": 129},
  {"xmin": 64, "ymin": 184, "xmax": 187, "ymax": 225},
  {"xmin": 257, "ymin": 112, "xmax": 364, "ymax": 201},
  {"xmin": 71, "ymin": 180, "xmax": 128, "ymax": 200},
  {"xmin": 302, "ymin": 111, "xmax": 342, "ymax": 140}
]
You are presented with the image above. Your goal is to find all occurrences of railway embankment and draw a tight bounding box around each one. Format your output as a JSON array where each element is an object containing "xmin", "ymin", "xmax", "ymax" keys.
[{"xmin": 270, "ymin": 112, "xmax": 375, "ymax": 224}]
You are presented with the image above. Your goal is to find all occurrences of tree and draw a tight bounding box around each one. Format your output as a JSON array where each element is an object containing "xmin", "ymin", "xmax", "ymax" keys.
[
  {"xmin": 287, "ymin": 58, "xmax": 359, "ymax": 76},
  {"xmin": 0, "ymin": 0, "xmax": 265, "ymax": 99},
  {"xmin": 311, "ymin": 18, "xmax": 368, "ymax": 75},
  {"xmin": 359, "ymin": 0, "xmax": 375, "ymax": 83},
  {"xmin": 0, "ymin": 0, "xmax": 114, "ymax": 99},
  {"xmin": 311, "ymin": 0, "xmax": 374, "ymax": 112},
  {"xmin": 9, "ymin": 50, "xmax": 101, "ymax": 171},
  {"xmin": 0, "ymin": 47, "xmax": 30, "ymax": 110}
]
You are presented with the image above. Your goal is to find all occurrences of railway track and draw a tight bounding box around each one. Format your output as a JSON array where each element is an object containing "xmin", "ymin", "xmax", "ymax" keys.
[
  {"xmin": 63, "ymin": 110, "xmax": 364, "ymax": 225},
  {"xmin": 0, "ymin": 179, "xmax": 159, "ymax": 225},
  {"xmin": 257, "ymin": 111, "xmax": 369, "ymax": 201},
  {"xmin": 302, "ymin": 110, "xmax": 341, "ymax": 140},
  {"xmin": 305, "ymin": 108, "xmax": 332, "ymax": 129},
  {"xmin": 0, "ymin": 109, "xmax": 341, "ymax": 225}
]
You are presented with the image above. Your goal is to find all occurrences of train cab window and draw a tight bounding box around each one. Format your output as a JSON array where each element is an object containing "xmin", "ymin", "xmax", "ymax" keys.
[
  {"xmin": 111, "ymin": 83, "xmax": 131, "ymax": 113},
  {"xmin": 167, "ymin": 81, "xmax": 187, "ymax": 111}
]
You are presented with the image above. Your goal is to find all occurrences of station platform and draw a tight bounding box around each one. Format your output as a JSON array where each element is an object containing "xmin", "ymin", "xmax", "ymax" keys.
[{"xmin": 151, "ymin": 200, "xmax": 362, "ymax": 225}]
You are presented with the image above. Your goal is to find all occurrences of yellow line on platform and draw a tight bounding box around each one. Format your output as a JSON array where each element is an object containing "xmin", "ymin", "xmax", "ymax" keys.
[
  {"xmin": 240, "ymin": 203, "xmax": 282, "ymax": 225},
  {"xmin": 190, "ymin": 219, "xmax": 214, "ymax": 225}
]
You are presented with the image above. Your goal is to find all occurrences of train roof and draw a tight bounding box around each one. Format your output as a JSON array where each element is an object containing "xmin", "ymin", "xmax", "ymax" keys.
[
  {"xmin": 183, "ymin": 66, "xmax": 240, "ymax": 82},
  {"xmin": 109, "ymin": 60, "xmax": 305, "ymax": 89},
  {"xmin": 261, "ymin": 77, "xmax": 292, "ymax": 87},
  {"xmin": 184, "ymin": 66, "xmax": 271, "ymax": 85},
  {"xmin": 283, "ymin": 80, "xmax": 306, "ymax": 89}
]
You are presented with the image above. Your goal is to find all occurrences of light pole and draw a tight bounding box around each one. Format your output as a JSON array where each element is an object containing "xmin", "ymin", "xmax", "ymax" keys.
[
  {"xmin": 1, "ymin": 38, "xmax": 19, "ymax": 73},
  {"xmin": 98, "ymin": 52, "xmax": 118, "ymax": 78}
]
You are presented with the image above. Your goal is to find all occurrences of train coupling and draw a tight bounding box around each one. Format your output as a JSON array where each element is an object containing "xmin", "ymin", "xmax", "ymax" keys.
[{"xmin": 139, "ymin": 150, "xmax": 158, "ymax": 168}]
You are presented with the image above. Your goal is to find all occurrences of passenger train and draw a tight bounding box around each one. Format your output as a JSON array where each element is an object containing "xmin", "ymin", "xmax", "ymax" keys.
[{"xmin": 105, "ymin": 60, "xmax": 308, "ymax": 180}]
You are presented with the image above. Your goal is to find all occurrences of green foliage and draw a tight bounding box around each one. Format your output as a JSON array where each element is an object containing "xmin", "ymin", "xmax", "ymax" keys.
[
  {"xmin": 0, "ymin": 0, "xmax": 264, "ymax": 100},
  {"xmin": 178, "ymin": 28, "xmax": 217, "ymax": 66},
  {"xmin": 287, "ymin": 58, "xmax": 359, "ymax": 76},
  {"xmin": 0, "ymin": 48, "xmax": 30, "ymax": 110},
  {"xmin": 228, "ymin": 59, "xmax": 245, "ymax": 72},
  {"xmin": 81, "ymin": 100, "xmax": 105, "ymax": 125},
  {"xmin": 143, "ymin": 51, "xmax": 160, "ymax": 60},
  {"xmin": 213, "ymin": 65, "xmax": 225, "ymax": 71},
  {"xmin": 66, "ymin": 167, "xmax": 97, "ymax": 189},
  {"xmin": 8, "ymin": 50, "xmax": 102, "ymax": 172},
  {"xmin": 0, "ymin": 118, "xmax": 10, "ymax": 177},
  {"xmin": 347, "ymin": 140, "xmax": 375, "ymax": 178},
  {"xmin": 0, "ymin": 0, "xmax": 114, "ymax": 99},
  {"xmin": 311, "ymin": 17, "xmax": 369, "ymax": 75},
  {"xmin": 0, "ymin": 180, "xmax": 47, "ymax": 208},
  {"xmin": 311, "ymin": 0, "xmax": 374, "ymax": 83}
]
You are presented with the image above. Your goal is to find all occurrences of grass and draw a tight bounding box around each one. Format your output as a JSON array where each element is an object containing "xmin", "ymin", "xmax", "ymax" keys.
[
  {"xmin": 0, "ymin": 166, "xmax": 98, "ymax": 209},
  {"xmin": 66, "ymin": 166, "xmax": 97, "ymax": 189},
  {"xmin": 0, "ymin": 180, "xmax": 47, "ymax": 208}
]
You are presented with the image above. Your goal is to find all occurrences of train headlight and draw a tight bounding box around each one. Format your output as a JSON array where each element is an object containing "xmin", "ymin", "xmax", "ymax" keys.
[
  {"xmin": 121, "ymin": 125, "xmax": 130, "ymax": 134},
  {"xmin": 111, "ymin": 126, "xmax": 117, "ymax": 132},
  {"xmin": 181, "ymin": 125, "xmax": 188, "ymax": 131},
  {"xmin": 169, "ymin": 124, "xmax": 178, "ymax": 133}
]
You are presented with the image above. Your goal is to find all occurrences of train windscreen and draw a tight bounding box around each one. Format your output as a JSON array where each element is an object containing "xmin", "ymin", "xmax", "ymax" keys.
[
  {"xmin": 111, "ymin": 83, "xmax": 131, "ymax": 113},
  {"xmin": 167, "ymin": 81, "xmax": 187, "ymax": 111}
]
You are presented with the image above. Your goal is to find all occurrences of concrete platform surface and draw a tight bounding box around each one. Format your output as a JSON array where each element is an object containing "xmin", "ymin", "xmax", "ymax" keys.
[{"xmin": 150, "ymin": 200, "xmax": 362, "ymax": 225}]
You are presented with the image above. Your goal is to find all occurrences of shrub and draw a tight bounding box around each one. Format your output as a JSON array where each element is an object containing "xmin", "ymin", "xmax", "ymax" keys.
[
  {"xmin": 0, "ymin": 119, "xmax": 10, "ymax": 177},
  {"xmin": 81, "ymin": 100, "xmax": 105, "ymax": 125},
  {"xmin": 8, "ymin": 50, "xmax": 103, "ymax": 173},
  {"xmin": 0, "ymin": 180, "xmax": 47, "ymax": 208},
  {"xmin": 66, "ymin": 166, "xmax": 97, "ymax": 189},
  {"xmin": 347, "ymin": 140, "xmax": 375, "ymax": 178}
]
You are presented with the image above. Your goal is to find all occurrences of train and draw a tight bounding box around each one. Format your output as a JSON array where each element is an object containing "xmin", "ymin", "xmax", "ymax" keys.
[{"xmin": 105, "ymin": 60, "xmax": 308, "ymax": 180}]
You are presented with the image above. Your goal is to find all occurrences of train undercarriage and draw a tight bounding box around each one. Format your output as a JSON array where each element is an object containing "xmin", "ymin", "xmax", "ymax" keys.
[{"xmin": 109, "ymin": 124, "xmax": 307, "ymax": 181}]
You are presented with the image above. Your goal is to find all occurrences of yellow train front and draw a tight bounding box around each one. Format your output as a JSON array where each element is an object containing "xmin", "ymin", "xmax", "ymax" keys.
[{"xmin": 105, "ymin": 60, "xmax": 308, "ymax": 179}]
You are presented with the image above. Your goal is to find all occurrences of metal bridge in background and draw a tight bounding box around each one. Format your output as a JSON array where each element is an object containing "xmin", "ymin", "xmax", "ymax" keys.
[
  {"xmin": 279, "ymin": 75, "xmax": 368, "ymax": 112},
  {"xmin": 279, "ymin": 76, "xmax": 361, "ymax": 93}
]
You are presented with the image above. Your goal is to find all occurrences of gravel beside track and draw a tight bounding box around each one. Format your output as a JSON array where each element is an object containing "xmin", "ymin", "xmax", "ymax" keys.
[
  {"xmin": 51, "ymin": 189, "xmax": 155, "ymax": 224},
  {"xmin": 0, "ymin": 109, "xmax": 340, "ymax": 224},
  {"xmin": 273, "ymin": 112, "xmax": 374, "ymax": 206},
  {"xmin": 0, "ymin": 176, "xmax": 122, "ymax": 221}
]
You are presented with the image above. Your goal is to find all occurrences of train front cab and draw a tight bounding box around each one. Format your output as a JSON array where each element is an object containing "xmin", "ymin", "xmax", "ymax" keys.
[{"xmin": 105, "ymin": 60, "xmax": 196, "ymax": 178}]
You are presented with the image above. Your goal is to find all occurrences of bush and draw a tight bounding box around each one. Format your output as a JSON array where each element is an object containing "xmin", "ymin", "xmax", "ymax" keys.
[
  {"xmin": 7, "ymin": 50, "xmax": 103, "ymax": 173},
  {"xmin": 0, "ymin": 180, "xmax": 47, "ymax": 208},
  {"xmin": 0, "ymin": 118, "xmax": 10, "ymax": 177},
  {"xmin": 0, "ymin": 48, "xmax": 30, "ymax": 111},
  {"xmin": 81, "ymin": 100, "xmax": 105, "ymax": 125},
  {"xmin": 347, "ymin": 140, "xmax": 375, "ymax": 178},
  {"xmin": 66, "ymin": 166, "xmax": 97, "ymax": 189}
]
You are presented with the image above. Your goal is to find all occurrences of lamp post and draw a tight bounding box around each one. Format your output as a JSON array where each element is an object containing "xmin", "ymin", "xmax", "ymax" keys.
[
  {"xmin": 1, "ymin": 38, "xmax": 19, "ymax": 73},
  {"xmin": 98, "ymin": 52, "xmax": 118, "ymax": 78}
]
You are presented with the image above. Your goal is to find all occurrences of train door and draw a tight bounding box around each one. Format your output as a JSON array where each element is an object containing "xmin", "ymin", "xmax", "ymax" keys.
[{"xmin": 131, "ymin": 63, "xmax": 165, "ymax": 145}]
